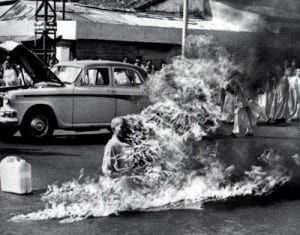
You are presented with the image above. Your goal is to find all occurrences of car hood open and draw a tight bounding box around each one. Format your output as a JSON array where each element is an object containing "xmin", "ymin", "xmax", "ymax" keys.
[{"xmin": 0, "ymin": 41, "xmax": 64, "ymax": 86}]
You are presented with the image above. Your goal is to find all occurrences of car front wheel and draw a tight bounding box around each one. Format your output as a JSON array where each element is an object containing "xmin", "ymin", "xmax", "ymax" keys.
[{"xmin": 20, "ymin": 112, "xmax": 54, "ymax": 141}]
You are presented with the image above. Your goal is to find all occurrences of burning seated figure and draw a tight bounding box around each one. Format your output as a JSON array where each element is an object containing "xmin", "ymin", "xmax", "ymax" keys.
[
  {"xmin": 102, "ymin": 116, "xmax": 162, "ymax": 180},
  {"xmin": 102, "ymin": 117, "xmax": 134, "ymax": 178}
]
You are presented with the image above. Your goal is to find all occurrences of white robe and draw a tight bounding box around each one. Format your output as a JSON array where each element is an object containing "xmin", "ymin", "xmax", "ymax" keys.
[
  {"xmin": 287, "ymin": 75, "xmax": 300, "ymax": 119},
  {"xmin": 232, "ymin": 84, "xmax": 266, "ymax": 135},
  {"xmin": 3, "ymin": 68, "xmax": 19, "ymax": 87},
  {"xmin": 273, "ymin": 77, "xmax": 290, "ymax": 120},
  {"xmin": 221, "ymin": 91, "xmax": 235, "ymax": 122}
]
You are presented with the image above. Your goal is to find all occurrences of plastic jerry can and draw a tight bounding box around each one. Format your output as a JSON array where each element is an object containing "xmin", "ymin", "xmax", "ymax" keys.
[{"xmin": 0, "ymin": 156, "xmax": 32, "ymax": 194}]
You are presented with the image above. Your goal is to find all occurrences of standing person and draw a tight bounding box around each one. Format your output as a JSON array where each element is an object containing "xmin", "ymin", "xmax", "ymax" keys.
[
  {"xmin": 145, "ymin": 59, "xmax": 155, "ymax": 74},
  {"xmin": 231, "ymin": 77, "xmax": 254, "ymax": 137},
  {"xmin": 134, "ymin": 56, "xmax": 143, "ymax": 68},
  {"xmin": 273, "ymin": 69, "xmax": 290, "ymax": 123},
  {"xmin": 17, "ymin": 65, "xmax": 33, "ymax": 86},
  {"xmin": 256, "ymin": 80, "xmax": 267, "ymax": 119},
  {"xmin": 283, "ymin": 60, "xmax": 290, "ymax": 73},
  {"xmin": 160, "ymin": 61, "xmax": 167, "ymax": 70},
  {"xmin": 220, "ymin": 74, "xmax": 235, "ymax": 123},
  {"xmin": 2, "ymin": 57, "xmax": 19, "ymax": 87},
  {"xmin": 268, "ymin": 66, "xmax": 283, "ymax": 121},
  {"xmin": 264, "ymin": 74, "xmax": 276, "ymax": 122},
  {"xmin": 294, "ymin": 68, "xmax": 300, "ymax": 120},
  {"xmin": 48, "ymin": 53, "xmax": 59, "ymax": 69},
  {"xmin": 291, "ymin": 58, "xmax": 298, "ymax": 76},
  {"xmin": 287, "ymin": 68, "xmax": 300, "ymax": 120},
  {"xmin": 228, "ymin": 71, "xmax": 266, "ymax": 137},
  {"xmin": 256, "ymin": 73, "xmax": 277, "ymax": 122},
  {"xmin": 122, "ymin": 56, "xmax": 129, "ymax": 64}
]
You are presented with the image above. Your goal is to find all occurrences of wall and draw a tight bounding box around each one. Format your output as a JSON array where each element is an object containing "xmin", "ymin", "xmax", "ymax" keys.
[
  {"xmin": 76, "ymin": 21, "xmax": 184, "ymax": 45},
  {"xmin": 75, "ymin": 39, "xmax": 181, "ymax": 68},
  {"xmin": 74, "ymin": 29, "xmax": 300, "ymax": 73}
]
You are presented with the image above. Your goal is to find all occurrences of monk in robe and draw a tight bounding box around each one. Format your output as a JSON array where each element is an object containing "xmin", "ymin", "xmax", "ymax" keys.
[
  {"xmin": 228, "ymin": 72, "xmax": 267, "ymax": 137},
  {"xmin": 273, "ymin": 69, "xmax": 291, "ymax": 122},
  {"xmin": 287, "ymin": 70, "xmax": 300, "ymax": 120}
]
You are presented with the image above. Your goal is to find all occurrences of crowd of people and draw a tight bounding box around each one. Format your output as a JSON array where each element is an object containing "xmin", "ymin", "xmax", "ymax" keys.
[
  {"xmin": 220, "ymin": 59, "xmax": 300, "ymax": 137},
  {"xmin": 122, "ymin": 55, "xmax": 167, "ymax": 74},
  {"xmin": 0, "ymin": 56, "xmax": 33, "ymax": 87}
]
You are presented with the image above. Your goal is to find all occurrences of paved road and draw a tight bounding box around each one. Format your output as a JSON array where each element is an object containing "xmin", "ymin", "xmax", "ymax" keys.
[
  {"xmin": 0, "ymin": 126, "xmax": 300, "ymax": 235},
  {"xmin": 0, "ymin": 130, "xmax": 111, "ymax": 189}
]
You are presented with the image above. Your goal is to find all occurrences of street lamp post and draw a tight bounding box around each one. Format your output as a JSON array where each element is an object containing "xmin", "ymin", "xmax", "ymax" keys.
[{"xmin": 182, "ymin": 0, "xmax": 189, "ymax": 57}]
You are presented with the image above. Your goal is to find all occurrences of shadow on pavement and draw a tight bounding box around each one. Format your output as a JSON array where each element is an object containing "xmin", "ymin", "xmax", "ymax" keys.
[
  {"xmin": 204, "ymin": 184, "xmax": 300, "ymax": 211},
  {"xmin": 0, "ymin": 132, "xmax": 113, "ymax": 146}
]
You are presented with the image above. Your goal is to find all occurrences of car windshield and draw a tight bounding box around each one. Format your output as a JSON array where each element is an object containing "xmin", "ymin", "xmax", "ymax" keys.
[{"xmin": 52, "ymin": 66, "xmax": 81, "ymax": 84}]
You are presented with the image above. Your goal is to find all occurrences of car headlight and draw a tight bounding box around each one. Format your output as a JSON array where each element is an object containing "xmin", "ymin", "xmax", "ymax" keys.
[{"xmin": 0, "ymin": 96, "xmax": 17, "ymax": 118}]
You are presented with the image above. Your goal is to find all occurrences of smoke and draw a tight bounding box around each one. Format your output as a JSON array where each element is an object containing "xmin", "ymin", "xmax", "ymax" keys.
[{"xmin": 10, "ymin": 35, "xmax": 293, "ymax": 223}]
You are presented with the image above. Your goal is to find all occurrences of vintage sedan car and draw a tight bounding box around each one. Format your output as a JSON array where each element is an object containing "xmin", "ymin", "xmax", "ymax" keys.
[{"xmin": 0, "ymin": 41, "xmax": 149, "ymax": 140}]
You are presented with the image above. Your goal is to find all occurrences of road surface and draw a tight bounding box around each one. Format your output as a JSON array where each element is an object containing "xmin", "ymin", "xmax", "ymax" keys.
[{"xmin": 0, "ymin": 126, "xmax": 300, "ymax": 235}]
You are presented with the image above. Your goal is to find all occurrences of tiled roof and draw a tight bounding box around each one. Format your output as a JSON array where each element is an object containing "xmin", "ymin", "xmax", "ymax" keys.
[
  {"xmin": 123, "ymin": 0, "xmax": 165, "ymax": 10},
  {"xmin": 1, "ymin": 0, "xmax": 300, "ymax": 37},
  {"xmin": 74, "ymin": 0, "xmax": 165, "ymax": 10},
  {"xmin": 0, "ymin": 0, "xmax": 17, "ymax": 4}
]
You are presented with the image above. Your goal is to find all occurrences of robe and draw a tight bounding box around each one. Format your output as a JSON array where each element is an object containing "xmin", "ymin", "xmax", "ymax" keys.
[
  {"xmin": 221, "ymin": 90, "xmax": 235, "ymax": 123},
  {"xmin": 3, "ymin": 68, "xmax": 19, "ymax": 87},
  {"xmin": 232, "ymin": 83, "xmax": 267, "ymax": 135},
  {"xmin": 287, "ymin": 75, "xmax": 300, "ymax": 119},
  {"xmin": 273, "ymin": 76, "xmax": 290, "ymax": 120}
]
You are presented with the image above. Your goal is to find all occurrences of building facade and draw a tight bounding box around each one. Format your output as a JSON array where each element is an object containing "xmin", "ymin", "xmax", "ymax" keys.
[{"xmin": 0, "ymin": 0, "xmax": 300, "ymax": 69}]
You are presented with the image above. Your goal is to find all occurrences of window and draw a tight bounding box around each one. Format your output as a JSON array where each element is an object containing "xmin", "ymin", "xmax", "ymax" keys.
[
  {"xmin": 52, "ymin": 66, "xmax": 81, "ymax": 84},
  {"xmin": 113, "ymin": 68, "xmax": 142, "ymax": 87},
  {"xmin": 82, "ymin": 68, "xmax": 109, "ymax": 86}
]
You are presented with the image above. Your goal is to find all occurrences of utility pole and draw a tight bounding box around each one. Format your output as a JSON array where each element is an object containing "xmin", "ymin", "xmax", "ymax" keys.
[
  {"xmin": 62, "ymin": 0, "xmax": 66, "ymax": 20},
  {"xmin": 182, "ymin": 0, "xmax": 189, "ymax": 57},
  {"xmin": 34, "ymin": 0, "xmax": 57, "ymax": 64}
]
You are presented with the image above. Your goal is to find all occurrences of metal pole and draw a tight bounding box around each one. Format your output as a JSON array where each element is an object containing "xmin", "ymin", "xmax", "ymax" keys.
[
  {"xmin": 182, "ymin": 0, "xmax": 189, "ymax": 57},
  {"xmin": 62, "ymin": 0, "xmax": 65, "ymax": 20},
  {"xmin": 44, "ymin": 0, "xmax": 48, "ymax": 63}
]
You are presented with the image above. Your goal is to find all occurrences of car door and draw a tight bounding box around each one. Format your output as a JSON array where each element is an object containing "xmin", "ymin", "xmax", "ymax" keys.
[
  {"xmin": 112, "ymin": 67, "xmax": 147, "ymax": 117},
  {"xmin": 73, "ymin": 66, "xmax": 115, "ymax": 127}
]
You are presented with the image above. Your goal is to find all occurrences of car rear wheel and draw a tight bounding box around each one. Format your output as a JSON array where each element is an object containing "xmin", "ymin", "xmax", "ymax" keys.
[{"xmin": 20, "ymin": 112, "xmax": 54, "ymax": 141}]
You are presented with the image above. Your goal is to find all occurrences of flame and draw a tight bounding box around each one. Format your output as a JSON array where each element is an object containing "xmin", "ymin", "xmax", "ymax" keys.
[{"xmin": 10, "ymin": 35, "xmax": 293, "ymax": 223}]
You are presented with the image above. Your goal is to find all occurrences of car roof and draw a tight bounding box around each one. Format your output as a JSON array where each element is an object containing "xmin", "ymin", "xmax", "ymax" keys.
[{"xmin": 56, "ymin": 60, "xmax": 148, "ymax": 78}]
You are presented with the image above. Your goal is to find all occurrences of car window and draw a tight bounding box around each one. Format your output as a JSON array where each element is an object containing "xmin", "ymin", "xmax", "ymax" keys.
[
  {"xmin": 52, "ymin": 66, "xmax": 81, "ymax": 84},
  {"xmin": 82, "ymin": 68, "xmax": 109, "ymax": 86},
  {"xmin": 113, "ymin": 68, "xmax": 142, "ymax": 87}
]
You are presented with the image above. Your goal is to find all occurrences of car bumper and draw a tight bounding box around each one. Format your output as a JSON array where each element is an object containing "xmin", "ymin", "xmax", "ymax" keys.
[{"xmin": 0, "ymin": 117, "xmax": 18, "ymax": 127}]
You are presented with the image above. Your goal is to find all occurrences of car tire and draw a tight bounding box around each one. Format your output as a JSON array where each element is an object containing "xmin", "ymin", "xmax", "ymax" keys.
[
  {"xmin": 0, "ymin": 127, "xmax": 17, "ymax": 139},
  {"xmin": 20, "ymin": 111, "xmax": 54, "ymax": 141}
]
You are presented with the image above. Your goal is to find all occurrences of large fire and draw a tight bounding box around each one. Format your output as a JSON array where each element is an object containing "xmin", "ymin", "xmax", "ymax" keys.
[{"xmin": 11, "ymin": 35, "xmax": 295, "ymax": 223}]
